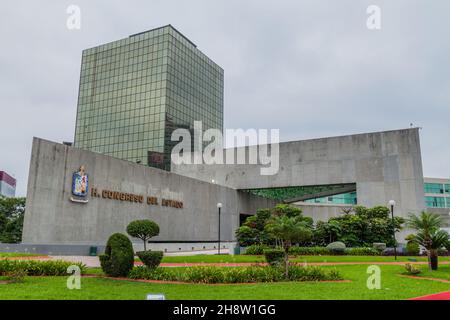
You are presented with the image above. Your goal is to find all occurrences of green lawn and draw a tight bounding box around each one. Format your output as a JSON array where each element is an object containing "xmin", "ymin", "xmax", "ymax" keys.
[
  {"xmin": 414, "ymin": 264, "xmax": 450, "ymax": 281},
  {"xmin": 0, "ymin": 252, "xmax": 43, "ymax": 258},
  {"xmin": 1, "ymin": 264, "xmax": 450, "ymax": 300},
  {"xmin": 160, "ymin": 254, "xmax": 449, "ymax": 264}
]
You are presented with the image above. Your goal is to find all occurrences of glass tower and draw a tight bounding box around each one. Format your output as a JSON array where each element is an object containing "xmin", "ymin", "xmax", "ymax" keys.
[{"xmin": 74, "ymin": 25, "xmax": 224, "ymax": 170}]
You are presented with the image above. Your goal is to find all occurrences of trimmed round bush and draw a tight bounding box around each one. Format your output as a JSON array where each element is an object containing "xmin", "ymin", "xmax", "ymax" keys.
[
  {"xmin": 263, "ymin": 249, "xmax": 285, "ymax": 266},
  {"xmin": 126, "ymin": 219, "xmax": 160, "ymax": 251},
  {"xmin": 326, "ymin": 241, "xmax": 346, "ymax": 255},
  {"xmin": 136, "ymin": 251, "xmax": 163, "ymax": 269},
  {"xmin": 100, "ymin": 233, "xmax": 134, "ymax": 277}
]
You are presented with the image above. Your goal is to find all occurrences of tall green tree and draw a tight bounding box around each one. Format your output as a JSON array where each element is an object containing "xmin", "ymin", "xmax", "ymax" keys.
[
  {"xmin": 0, "ymin": 197, "xmax": 26, "ymax": 243},
  {"xmin": 406, "ymin": 212, "xmax": 449, "ymax": 271}
]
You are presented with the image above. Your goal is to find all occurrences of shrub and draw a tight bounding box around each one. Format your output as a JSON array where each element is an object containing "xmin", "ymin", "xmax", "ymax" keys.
[
  {"xmin": 406, "ymin": 242, "xmax": 420, "ymax": 256},
  {"xmin": 126, "ymin": 220, "xmax": 159, "ymax": 251},
  {"xmin": 128, "ymin": 265, "xmax": 342, "ymax": 283},
  {"xmin": 244, "ymin": 244, "xmax": 271, "ymax": 255},
  {"xmin": 0, "ymin": 259, "xmax": 85, "ymax": 276},
  {"xmin": 4, "ymin": 268, "xmax": 27, "ymax": 283},
  {"xmin": 326, "ymin": 241, "xmax": 346, "ymax": 255},
  {"xmin": 404, "ymin": 263, "xmax": 421, "ymax": 275},
  {"xmin": 136, "ymin": 251, "xmax": 163, "ymax": 269},
  {"xmin": 100, "ymin": 233, "xmax": 134, "ymax": 277},
  {"xmin": 263, "ymin": 249, "xmax": 285, "ymax": 267},
  {"xmin": 345, "ymin": 247, "xmax": 380, "ymax": 256}
]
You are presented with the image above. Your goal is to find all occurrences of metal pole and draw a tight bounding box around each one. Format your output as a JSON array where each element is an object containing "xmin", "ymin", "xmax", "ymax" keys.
[
  {"xmin": 391, "ymin": 205, "xmax": 397, "ymax": 260},
  {"xmin": 218, "ymin": 207, "xmax": 221, "ymax": 255}
]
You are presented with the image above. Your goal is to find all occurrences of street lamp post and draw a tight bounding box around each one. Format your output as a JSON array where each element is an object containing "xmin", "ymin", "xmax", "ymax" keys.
[
  {"xmin": 217, "ymin": 203, "xmax": 222, "ymax": 255},
  {"xmin": 389, "ymin": 200, "xmax": 397, "ymax": 260}
]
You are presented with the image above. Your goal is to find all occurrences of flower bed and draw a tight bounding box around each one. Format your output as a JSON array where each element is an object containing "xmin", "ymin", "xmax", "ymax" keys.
[
  {"xmin": 128, "ymin": 265, "xmax": 342, "ymax": 284},
  {"xmin": 0, "ymin": 259, "xmax": 86, "ymax": 276}
]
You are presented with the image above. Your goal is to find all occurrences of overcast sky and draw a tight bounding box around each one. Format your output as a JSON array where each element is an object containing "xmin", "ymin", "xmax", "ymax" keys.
[{"xmin": 1, "ymin": 0, "xmax": 450, "ymax": 196}]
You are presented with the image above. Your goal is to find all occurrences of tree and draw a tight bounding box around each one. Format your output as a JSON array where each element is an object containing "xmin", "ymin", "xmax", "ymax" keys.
[
  {"xmin": 313, "ymin": 220, "xmax": 342, "ymax": 245},
  {"xmin": 265, "ymin": 215, "xmax": 313, "ymax": 277},
  {"xmin": 235, "ymin": 208, "xmax": 274, "ymax": 246},
  {"xmin": 0, "ymin": 197, "xmax": 26, "ymax": 243},
  {"xmin": 126, "ymin": 220, "xmax": 159, "ymax": 251},
  {"xmin": 407, "ymin": 212, "xmax": 449, "ymax": 271}
]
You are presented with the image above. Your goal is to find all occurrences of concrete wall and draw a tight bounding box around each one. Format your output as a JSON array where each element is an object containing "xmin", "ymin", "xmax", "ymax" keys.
[
  {"xmin": 22, "ymin": 138, "xmax": 275, "ymax": 246},
  {"xmin": 173, "ymin": 128, "xmax": 426, "ymax": 219}
]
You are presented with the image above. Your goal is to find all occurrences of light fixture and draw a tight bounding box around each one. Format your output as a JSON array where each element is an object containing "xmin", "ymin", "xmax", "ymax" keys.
[
  {"xmin": 388, "ymin": 200, "xmax": 396, "ymax": 207},
  {"xmin": 217, "ymin": 202, "xmax": 222, "ymax": 208}
]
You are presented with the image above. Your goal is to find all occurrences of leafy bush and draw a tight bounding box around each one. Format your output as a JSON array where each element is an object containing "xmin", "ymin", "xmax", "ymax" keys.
[
  {"xmin": 313, "ymin": 206, "xmax": 405, "ymax": 247},
  {"xmin": 128, "ymin": 265, "xmax": 343, "ymax": 283},
  {"xmin": 326, "ymin": 241, "xmax": 346, "ymax": 255},
  {"xmin": 244, "ymin": 244, "xmax": 271, "ymax": 255},
  {"xmin": 0, "ymin": 259, "xmax": 85, "ymax": 276},
  {"xmin": 126, "ymin": 220, "xmax": 159, "ymax": 251},
  {"xmin": 136, "ymin": 251, "xmax": 163, "ymax": 269},
  {"xmin": 404, "ymin": 263, "xmax": 421, "ymax": 275},
  {"xmin": 4, "ymin": 268, "xmax": 27, "ymax": 283},
  {"xmin": 263, "ymin": 249, "xmax": 285, "ymax": 267},
  {"xmin": 406, "ymin": 242, "xmax": 420, "ymax": 256},
  {"xmin": 345, "ymin": 247, "xmax": 380, "ymax": 256},
  {"xmin": 100, "ymin": 233, "xmax": 134, "ymax": 277}
]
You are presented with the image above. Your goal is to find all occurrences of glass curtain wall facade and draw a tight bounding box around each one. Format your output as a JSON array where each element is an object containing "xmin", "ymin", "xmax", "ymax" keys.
[
  {"xmin": 424, "ymin": 181, "xmax": 450, "ymax": 208},
  {"xmin": 74, "ymin": 25, "xmax": 224, "ymax": 170}
]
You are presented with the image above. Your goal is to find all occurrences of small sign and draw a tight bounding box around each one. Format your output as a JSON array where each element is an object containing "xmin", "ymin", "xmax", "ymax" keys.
[{"xmin": 146, "ymin": 293, "xmax": 166, "ymax": 300}]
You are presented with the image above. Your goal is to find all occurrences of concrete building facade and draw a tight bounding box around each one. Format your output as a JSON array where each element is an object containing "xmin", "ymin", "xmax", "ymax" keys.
[
  {"xmin": 22, "ymin": 138, "xmax": 274, "ymax": 251},
  {"xmin": 22, "ymin": 128, "xmax": 426, "ymax": 251},
  {"xmin": 173, "ymin": 128, "xmax": 426, "ymax": 224}
]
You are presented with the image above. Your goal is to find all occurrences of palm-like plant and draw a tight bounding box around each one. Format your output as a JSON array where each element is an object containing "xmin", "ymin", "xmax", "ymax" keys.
[
  {"xmin": 406, "ymin": 212, "xmax": 449, "ymax": 270},
  {"xmin": 265, "ymin": 215, "xmax": 313, "ymax": 277}
]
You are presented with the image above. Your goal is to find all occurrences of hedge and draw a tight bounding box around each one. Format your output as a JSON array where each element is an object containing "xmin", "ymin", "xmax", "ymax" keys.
[
  {"xmin": 244, "ymin": 244, "xmax": 271, "ymax": 255},
  {"xmin": 0, "ymin": 259, "xmax": 86, "ymax": 276},
  {"xmin": 129, "ymin": 265, "xmax": 342, "ymax": 284}
]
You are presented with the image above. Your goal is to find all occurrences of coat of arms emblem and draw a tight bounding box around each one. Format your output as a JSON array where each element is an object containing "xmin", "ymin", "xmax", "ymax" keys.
[{"xmin": 71, "ymin": 166, "xmax": 89, "ymax": 202}]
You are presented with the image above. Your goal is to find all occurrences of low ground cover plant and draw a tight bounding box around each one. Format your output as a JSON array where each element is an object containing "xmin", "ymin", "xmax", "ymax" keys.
[
  {"xmin": 128, "ymin": 265, "xmax": 342, "ymax": 284},
  {"xmin": 404, "ymin": 263, "xmax": 422, "ymax": 275}
]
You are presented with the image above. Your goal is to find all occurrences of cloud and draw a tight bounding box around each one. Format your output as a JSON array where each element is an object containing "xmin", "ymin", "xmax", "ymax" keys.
[{"xmin": 1, "ymin": 0, "xmax": 449, "ymax": 196}]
